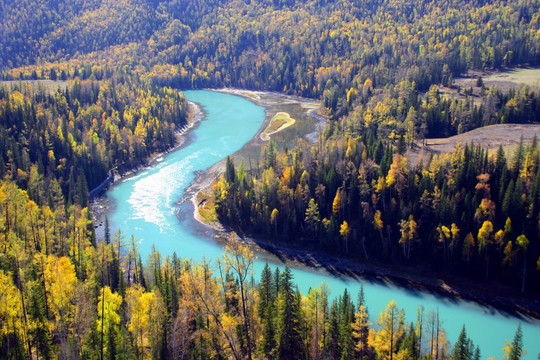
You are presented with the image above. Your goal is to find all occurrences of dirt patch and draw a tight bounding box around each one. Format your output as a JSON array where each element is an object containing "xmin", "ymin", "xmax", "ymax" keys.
[{"xmin": 408, "ymin": 124, "xmax": 540, "ymax": 166}]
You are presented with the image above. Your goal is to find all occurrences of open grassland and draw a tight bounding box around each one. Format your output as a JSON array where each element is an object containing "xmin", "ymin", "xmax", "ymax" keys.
[
  {"xmin": 455, "ymin": 68, "xmax": 540, "ymax": 91},
  {"xmin": 1, "ymin": 79, "xmax": 68, "ymax": 93},
  {"xmin": 478, "ymin": 68, "xmax": 540, "ymax": 88},
  {"xmin": 408, "ymin": 123, "xmax": 540, "ymax": 166},
  {"xmin": 439, "ymin": 68, "xmax": 540, "ymax": 105}
]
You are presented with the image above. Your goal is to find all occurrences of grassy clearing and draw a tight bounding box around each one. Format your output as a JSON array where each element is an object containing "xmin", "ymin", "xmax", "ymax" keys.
[
  {"xmin": 453, "ymin": 67, "xmax": 540, "ymax": 93},
  {"xmin": 438, "ymin": 67, "xmax": 540, "ymax": 106},
  {"xmin": 482, "ymin": 68, "xmax": 540, "ymax": 88},
  {"xmin": 0, "ymin": 79, "xmax": 68, "ymax": 94},
  {"xmin": 407, "ymin": 123, "xmax": 540, "ymax": 166},
  {"xmin": 261, "ymin": 112, "xmax": 296, "ymax": 140}
]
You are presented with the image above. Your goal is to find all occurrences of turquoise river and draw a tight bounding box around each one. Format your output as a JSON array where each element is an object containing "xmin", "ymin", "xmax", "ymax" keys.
[{"xmin": 105, "ymin": 90, "xmax": 540, "ymax": 359}]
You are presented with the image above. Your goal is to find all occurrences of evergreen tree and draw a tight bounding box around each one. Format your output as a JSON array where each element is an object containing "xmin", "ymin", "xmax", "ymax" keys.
[
  {"xmin": 473, "ymin": 346, "xmax": 481, "ymax": 360},
  {"xmin": 277, "ymin": 267, "xmax": 305, "ymax": 360},
  {"xmin": 326, "ymin": 300, "xmax": 341, "ymax": 359},
  {"xmin": 104, "ymin": 216, "xmax": 111, "ymax": 245},
  {"xmin": 259, "ymin": 264, "xmax": 277, "ymax": 356},
  {"xmin": 400, "ymin": 323, "xmax": 419, "ymax": 359},
  {"xmin": 225, "ymin": 156, "xmax": 236, "ymax": 184},
  {"xmin": 352, "ymin": 287, "xmax": 371, "ymax": 359},
  {"xmin": 504, "ymin": 324, "xmax": 526, "ymax": 360},
  {"xmin": 452, "ymin": 325, "xmax": 474, "ymax": 360}
]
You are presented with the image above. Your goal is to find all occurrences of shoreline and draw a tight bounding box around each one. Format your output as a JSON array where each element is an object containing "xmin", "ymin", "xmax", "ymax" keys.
[
  {"xmin": 188, "ymin": 89, "xmax": 540, "ymax": 321},
  {"xmin": 193, "ymin": 210, "xmax": 540, "ymax": 321},
  {"xmin": 113, "ymin": 100, "xmax": 205, "ymax": 181},
  {"xmin": 91, "ymin": 99, "xmax": 205, "ymax": 231}
]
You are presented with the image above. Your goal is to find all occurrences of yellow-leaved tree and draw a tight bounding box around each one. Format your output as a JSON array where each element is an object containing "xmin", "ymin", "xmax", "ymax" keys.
[
  {"xmin": 0, "ymin": 270, "xmax": 27, "ymax": 356},
  {"xmin": 221, "ymin": 235, "xmax": 256, "ymax": 360},
  {"xmin": 126, "ymin": 285, "xmax": 155, "ymax": 358},
  {"xmin": 370, "ymin": 300, "xmax": 406, "ymax": 360},
  {"xmin": 96, "ymin": 286, "xmax": 122, "ymax": 359},
  {"xmin": 44, "ymin": 255, "xmax": 77, "ymax": 340}
]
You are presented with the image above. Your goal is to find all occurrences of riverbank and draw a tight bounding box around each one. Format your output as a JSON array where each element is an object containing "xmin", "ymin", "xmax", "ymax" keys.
[
  {"xmin": 183, "ymin": 88, "xmax": 325, "ymax": 225},
  {"xmin": 195, "ymin": 208, "xmax": 540, "ymax": 320},
  {"xmin": 91, "ymin": 99, "xmax": 205, "ymax": 233},
  {"xmin": 188, "ymin": 90, "xmax": 540, "ymax": 321}
]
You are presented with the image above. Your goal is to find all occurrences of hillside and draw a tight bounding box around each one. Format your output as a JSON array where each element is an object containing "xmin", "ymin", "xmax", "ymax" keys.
[{"xmin": 1, "ymin": 0, "xmax": 540, "ymax": 359}]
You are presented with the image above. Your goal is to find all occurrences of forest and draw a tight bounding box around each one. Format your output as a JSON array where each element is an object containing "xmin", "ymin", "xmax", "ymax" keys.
[
  {"xmin": 1, "ymin": 0, "xmax": 540, "ymax": 358},
  {"xmin": 0, "ymin": 187, "xmax": 526, "ymax": 359},
  {"xmin": 0, "ymin": 73, "xmax": 189, "ymax": 206},
  {"xmin": 212, "ymin": 90, "xmax": 540, "ymax": 293}
]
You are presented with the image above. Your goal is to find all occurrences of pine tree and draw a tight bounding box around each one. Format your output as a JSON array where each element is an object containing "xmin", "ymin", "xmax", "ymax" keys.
[
  {"xmin": 104, "ymin": 216, "xmax": 111, "ymax": 245},
  {"xmin": 352, "ymin": 286, "xmax": 371, "ymax": 359},
  {"xmin": 473, "ymin": 346, "xmax": 481, "ymax": 360},
  {"xmin": 277, "ymin": 267, "xmax": 305, "ymax": 360},
  {"xmin": 339, "ymin": 289, "xmax": 355, "ymax": 360},
  {"xmin": 225, "ymin": 156, "xmax": 236, "ymax": 184},
  {"xmin": 503, "ymin": 324, "xmax": 526, "ymax": 360},
  {"xmin": 452, "ymin": 325, "xmax": 474, "ymax": 360},
  {"xmin": 326, "ymin": 300, "xmax": 341, "ymax": 359},
  {"xmin": 400, "ymin": 323, "xmax": 419, "ymax": 359}
]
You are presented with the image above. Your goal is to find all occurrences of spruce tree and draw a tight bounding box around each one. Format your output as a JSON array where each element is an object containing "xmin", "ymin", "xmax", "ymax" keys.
[
  {"xmin": 326, "ymin": 300, "xmax": 341, "ymax": 359},
  {"xmin": 452, "ymin": 325, "xmax": 474, "ymax": 360},
  {"xmin": 505, "ymin": 324, "xmax": 525, "ymax": 360},
  {"xmin": 400, "ymin": 323, "xmax": 419, "ymax": 360},
  {"xmin": 277, "ymin": 267, "xmax": 305, "ymax": 360}
]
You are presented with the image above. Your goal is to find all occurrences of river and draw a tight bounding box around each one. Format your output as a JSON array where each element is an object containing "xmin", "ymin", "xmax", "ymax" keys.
[{"xmin": 104, "ymin": 90, "xmax": 540, "ymax": 359}]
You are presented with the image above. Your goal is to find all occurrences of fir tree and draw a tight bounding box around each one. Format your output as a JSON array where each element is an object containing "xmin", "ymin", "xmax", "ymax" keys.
[
  {"xmin": 452, "ymin": 325, "xmax": 474, "ymax": 360},
  {"xmin": 277, "ymin": 267, "xmax": 305, "ymax": 360},
  {"xmin": 504, "ymin": 324, "xmax": 525, "ymax": 360}
]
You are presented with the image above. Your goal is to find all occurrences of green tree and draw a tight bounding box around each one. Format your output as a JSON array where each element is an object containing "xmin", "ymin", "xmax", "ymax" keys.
[
  {"xmin": 503, "ymin": 324, "xmax": 526, "ymax": 360},
  {"xmin": 399, "ymin": 323, "xmax": 419, "ymax": 359},
  {"xmin": 305, "ymin": 198, "xmax": 321, "ymax": 238},
  {"xmin": 452, "ymin": 325, "xmax": 475, "ymax": 360},
  {"xmin": 277, "ymin": 267, "xmax": 305, "ymax": 360},
  {"xmin": 516, "ymin": 235, "xmax": 529, "ymax": 293},
  {"xmin": 352, "ymin": 287, "xmax": 371, "ymax": 360}
]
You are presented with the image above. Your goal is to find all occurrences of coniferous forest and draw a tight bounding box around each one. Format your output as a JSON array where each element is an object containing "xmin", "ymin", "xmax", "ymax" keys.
[{"xmin": 1, "ymin": 0, "xmax": 540, "ymax": 358}]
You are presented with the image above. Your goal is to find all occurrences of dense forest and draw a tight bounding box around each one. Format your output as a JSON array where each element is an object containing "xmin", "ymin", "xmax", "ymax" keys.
[
  {"xmin": 0, "ymin": 186, "xmax": 526, "ymax": 359},
  {"xmin": 0, "ymin": 73, "xmax": 189, "ymax": 206},
  {"xmin": 1, "ymin": 0, "xmax": 540, "ymax": 358},
  {"xmin": 212, "ymin": 89, "xmax": 540, "ymax": 292},
  {"xmin": 3, "ymin": 0, "xmax": 540, "ymax": 97}
]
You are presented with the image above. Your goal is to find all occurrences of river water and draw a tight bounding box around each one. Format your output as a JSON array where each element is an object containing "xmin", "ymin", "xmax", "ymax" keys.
[{"xmin": 105, "ymin": 90, "xmax": 540, "ymax": 359}]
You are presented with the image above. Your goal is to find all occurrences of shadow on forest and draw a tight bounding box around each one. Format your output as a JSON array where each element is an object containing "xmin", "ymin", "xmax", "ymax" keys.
[{"xmin": 248, "ymin": 236, "xmax": 537, "ymax": 322}]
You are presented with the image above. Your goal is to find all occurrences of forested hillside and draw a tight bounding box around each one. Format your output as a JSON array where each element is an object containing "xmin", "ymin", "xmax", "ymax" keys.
[
  {"xmin": 3, "ymin": 0, "xmax": 540, "ymax": 95},
  {"xmin": 1, "ymin": 0, "xmax": 540, "ymax": 358},
  {"xmin": 0, "ymin": 74, "xmax": 188, "ymax": 206}
]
